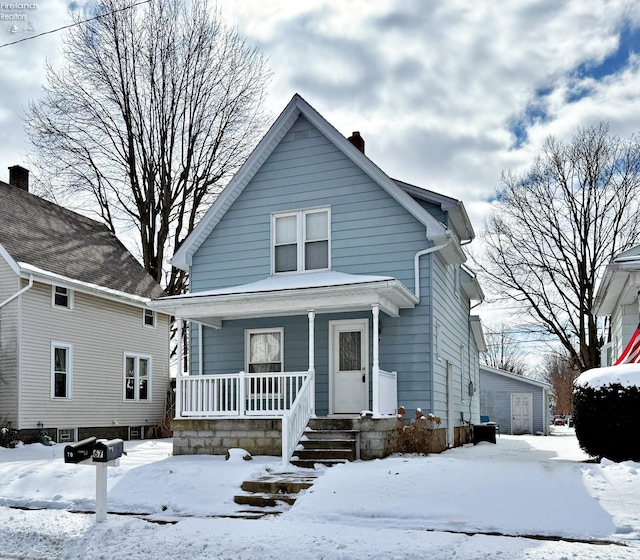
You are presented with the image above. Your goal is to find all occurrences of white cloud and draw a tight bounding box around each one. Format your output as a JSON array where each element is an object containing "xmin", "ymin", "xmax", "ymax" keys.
[{"xmin": 3, "ymin": 0, "xmax": 640, "ymax": 339}]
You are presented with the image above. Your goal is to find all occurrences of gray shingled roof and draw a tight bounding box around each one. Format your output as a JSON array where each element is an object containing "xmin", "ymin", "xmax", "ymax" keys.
[{"xmin": 0, "ymin": 180, "xmax": 165, "ymax": 300}]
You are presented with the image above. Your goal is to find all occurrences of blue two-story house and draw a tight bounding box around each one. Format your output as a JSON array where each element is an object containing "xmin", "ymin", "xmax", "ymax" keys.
[{"xmin": 152, "ymin": 94, "xmax": 486, "ymax": 464}]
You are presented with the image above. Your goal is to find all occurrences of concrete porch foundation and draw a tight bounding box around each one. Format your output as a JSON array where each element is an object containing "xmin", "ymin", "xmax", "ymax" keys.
[{"xmin": 172, "ymin": 417, "xmax": 471, "ymax": 459}]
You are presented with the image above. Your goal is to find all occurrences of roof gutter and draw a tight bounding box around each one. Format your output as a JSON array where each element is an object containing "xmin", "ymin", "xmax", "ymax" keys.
[
  {"xmin": 0, "ymin": 274, "xmax": 33, "ymax": 309},
  {"xmin": 414, "ymin": 232, "xmax": 453, "ymax": 300}
]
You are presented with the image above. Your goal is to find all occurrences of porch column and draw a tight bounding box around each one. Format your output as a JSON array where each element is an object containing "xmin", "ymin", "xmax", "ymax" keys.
[
  {"xmin": 175, "ymin": 318, "xmax": 183, "ymax": 419},
  {"xmin": 308, "ymin": 309, "xmax": 316, "ymax": 416},
  {"xmin": 372, "ymin": 304, "xmax": 380, "ymax": 416}
]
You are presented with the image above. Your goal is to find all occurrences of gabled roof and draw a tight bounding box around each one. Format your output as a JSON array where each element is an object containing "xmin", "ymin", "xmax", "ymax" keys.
[
  {"xmin": 0, "ymin": 180, "xmax": 165, "ymax": 301},
  {"xmin": 479, "ymin": 365, "xmax": 551, "ymax": 389},
  {"xmin": 172, "ymin": 94, "xmax": 451, "ymax": 271},
  {"xmin": 392, "ymin": 179, "xmax": 475, "ymax": 243},
  {"xmin": 593, "ymin": 244, "xmax": 640, "ymax": 316}
]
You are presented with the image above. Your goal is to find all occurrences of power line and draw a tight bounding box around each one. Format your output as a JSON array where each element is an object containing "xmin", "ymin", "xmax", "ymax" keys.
[{"xmin": 0, "ymin": 0, "xmax": 150, "ymax": 49}]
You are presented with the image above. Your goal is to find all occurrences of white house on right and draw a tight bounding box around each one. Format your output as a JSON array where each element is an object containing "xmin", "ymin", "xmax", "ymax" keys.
[{"xmin": 593, "ymin": 245, "xmax": 640, "ymax": 367}]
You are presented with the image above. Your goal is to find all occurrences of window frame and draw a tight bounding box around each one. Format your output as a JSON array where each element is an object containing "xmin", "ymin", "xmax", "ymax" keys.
[
  {"xmin": 51, "ymin": 341, "xmax": 73, "ymax": 399},
  {"xmin": 57, "ymin": 428, "xmax": 76, "ymax": 443},
  {"xmin": 244, "ymin": 328, "xmax": 284, "ymax": 373},
  {"xmin": 123, "ymin": 352, "xmax": 152, "ymax": 402},
  {"xmin": 271, "ymin": 207, "xmax": 330, "ymax": 274},
  {"xmin": 143, "ymin": 308, "xmax": 156, "ymax": 328},
  {"xmin": 52, "ymin": 285, "xmax": 73, "ymax": 309}
]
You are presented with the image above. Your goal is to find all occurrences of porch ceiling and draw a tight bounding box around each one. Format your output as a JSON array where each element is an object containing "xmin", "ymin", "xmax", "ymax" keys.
[{"xmin": 151, "ymin": 271, "xmax": 418, "ymax": 327}]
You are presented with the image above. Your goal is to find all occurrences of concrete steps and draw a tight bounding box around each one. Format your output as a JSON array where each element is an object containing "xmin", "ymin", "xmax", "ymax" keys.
[
  {"xmin": 291, "ymin": 418, "xmax": 360, "ymax": 468},
  {"xmin": 232, "ymin": 472, "xmax": 319, "ymax": 516}
]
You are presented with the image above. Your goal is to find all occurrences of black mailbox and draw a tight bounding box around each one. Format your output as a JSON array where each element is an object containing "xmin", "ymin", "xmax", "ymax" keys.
[
  {"xmin": 92, "ymin": 438, "xmax": 124, "ymax": 463},
  {"xmin": 64, "ymin": 436, "xmax": 98, "ymax": 464}
]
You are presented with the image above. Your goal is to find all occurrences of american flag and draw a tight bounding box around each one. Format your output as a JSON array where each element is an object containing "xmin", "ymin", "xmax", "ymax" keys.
[{"xmin": 614, "ymin": 322, "xmax": 640, "ymax": 365}]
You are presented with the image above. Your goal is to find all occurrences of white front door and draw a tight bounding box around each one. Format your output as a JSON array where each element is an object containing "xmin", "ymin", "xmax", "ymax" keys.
[
  {"xmin": 330, "ymin": 319, "xmax": 369, "ymax": 414},
  {"xmin": 511, "ymin": 393, "xmax": 533, "ymax": 435}
]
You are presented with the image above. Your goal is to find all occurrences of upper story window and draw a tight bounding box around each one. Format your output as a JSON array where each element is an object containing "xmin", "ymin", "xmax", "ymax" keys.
[
  {"xmin": 52, "ymin": 286, "xmax": 73, "ymax": 309},
  {"xmin": 143, "ymin": 308, "xmax": 156, "ymax": 327},
  {"xmin": 272, "ymin": 208, "xmax": 330, "ymax": 274}
]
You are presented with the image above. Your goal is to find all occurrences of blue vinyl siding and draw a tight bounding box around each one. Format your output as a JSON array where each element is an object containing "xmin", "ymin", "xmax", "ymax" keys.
[
  {"xmin": 187, "ymin": 113, "xmax": 479, "ymax": 416},
  {"xmin": 191, "ymin": 115, "xmax": 426, "ymax": 292}
]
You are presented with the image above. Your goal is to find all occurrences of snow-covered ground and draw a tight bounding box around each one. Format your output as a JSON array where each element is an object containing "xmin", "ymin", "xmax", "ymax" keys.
[{"xmin": 0, "ymin": 427, "xmax": 638, "ymax": 559}]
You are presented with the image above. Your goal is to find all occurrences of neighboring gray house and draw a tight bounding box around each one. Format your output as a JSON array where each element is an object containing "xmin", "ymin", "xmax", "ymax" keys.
[
  {"xmin": 479, "ymin": 365, "xmax": 550, "ymax": 435},
  {"xmin": 593, "ymin": 244, "xmax": 640, "ymax": 366},
  {"xmin": 0, "ymin": 166, "xmax": 170, "ymax": 444},
  {"xmin": 152, "ymin": 94, "xmax": 486, "ymax": 463}
]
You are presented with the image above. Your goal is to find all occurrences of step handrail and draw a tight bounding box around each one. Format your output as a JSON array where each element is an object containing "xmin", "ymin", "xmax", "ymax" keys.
[{"xmin": 281, "ymin": 368, "xmax": 315, "ymax": 466}]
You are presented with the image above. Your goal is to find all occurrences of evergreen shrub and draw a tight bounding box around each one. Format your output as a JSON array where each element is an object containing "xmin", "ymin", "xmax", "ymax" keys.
[
  {"xmin": 573, "ymin": 383, "xmax": 640, "ymax": 462},
  {"xmin": 0, "ymin": 425, "xmax": 20, "ymax": 449}
]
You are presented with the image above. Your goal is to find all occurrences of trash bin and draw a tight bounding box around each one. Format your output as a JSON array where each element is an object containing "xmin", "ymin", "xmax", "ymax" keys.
[{"xmin": 473, "ymin": 424, "xmax": 496, "ymax": 445}]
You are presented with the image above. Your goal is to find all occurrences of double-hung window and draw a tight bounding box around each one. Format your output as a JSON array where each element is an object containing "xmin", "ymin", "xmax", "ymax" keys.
[
  {"xmin": 143, "ymin": 308, "xmax": 155, "ymax": 327},
  {"xmin": 52, "ymin": 286, "xmax": 73, "ymax": 309},
  {"xmin": 124, "ymin": 353, "xmax": 151, "ymax": 401},
  {"xmin": 246, "ymin": 329, "xmax": 283, "ymax": 373},
  {"xmin": 273, "ymin": 207, "xmax": 330, "ymax": 273},
  {"xmin": 51, "ymin": 342, "xmax": 72, "ymax": 399},
  {"xmin": 245, "ymin": 328, "xmax": 283, "ymax": 397}
]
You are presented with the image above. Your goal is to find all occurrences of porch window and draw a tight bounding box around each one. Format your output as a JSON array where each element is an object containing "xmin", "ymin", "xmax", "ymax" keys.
[
  {"xmin": 246, "ymin": 328, "xmax": 283, "ymax": 372},
  {"xmin": 51, "ymin": 342, "xmax": 72, "ymax": 399},
  {"xmin": 124, "ymin": 353, "xmax": 151, "ymax": 401},
  {"xmin": 245, "ymin": 328, "xmax": 284, "ymax": 397},
  {"xmin": 273, "ymin": 208, "xmax": 330, "ymax": 273}
]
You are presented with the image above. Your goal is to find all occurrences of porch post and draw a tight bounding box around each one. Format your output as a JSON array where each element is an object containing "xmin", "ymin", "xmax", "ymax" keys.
[
  {"xmin": 372, "ymin": 304, "xmax": 380, "ymax": 416},
  {"xmin": 175, "ymin": 318, "xmax": 183, "ymax": 419},
  {"xmin": 308, "ymin": 309, "xmax": 316, "ymax": 416}
]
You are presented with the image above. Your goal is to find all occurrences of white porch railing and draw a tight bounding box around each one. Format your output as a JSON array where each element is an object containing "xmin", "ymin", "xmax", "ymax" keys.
[
  {"xmin": 281, "ymin": 369, "xmax": 315, "ymax": 466},
  {"xmin": 373, "ymin": 368, "xmax": 397, "ymax": 417},
  {"xmin": 180, "ymin": 370, "xmax": 311, "ymax": 417}
]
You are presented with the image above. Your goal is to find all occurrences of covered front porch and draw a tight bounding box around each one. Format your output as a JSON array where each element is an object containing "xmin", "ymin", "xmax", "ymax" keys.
[{"xmin": 152, "ymin": 272, "xmax": 419, "ymax": 463}]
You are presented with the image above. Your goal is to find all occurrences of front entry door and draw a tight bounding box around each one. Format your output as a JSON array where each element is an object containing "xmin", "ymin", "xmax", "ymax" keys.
[
  {"xmin": 330, "ymin": 319, "xmax": 368, "ymax": 414},
  {"xmin": 511, "ymin": 393, "xmax": 533, "ymax": 434}
]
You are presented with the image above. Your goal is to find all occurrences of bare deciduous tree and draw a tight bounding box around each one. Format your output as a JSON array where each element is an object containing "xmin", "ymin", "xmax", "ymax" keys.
[
  {"xmin": 25, "ymin": 0, "xmax": 270, "ymax": 295},
  {"xmin": 477, "ymin": 124, "xmax": 640, "ymax": 371},
  {"xmin": 480, "ymin": 322, "xmax": 529, "ymax": 375},
  {"xmin": 542, "ymin": 351, "xmax": 579, "ymax": 415}
]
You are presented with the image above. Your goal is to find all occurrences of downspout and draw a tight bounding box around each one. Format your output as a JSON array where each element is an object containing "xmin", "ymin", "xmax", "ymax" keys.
[
  {"xmin": 0, "ymin": 275, "xmax": 34, "ymax": 309},
  {"xmin": 415, "ymin": 232, "xmax": 452, "ymax": 422},
  {"xmin": 413, "ymin": 232, "xmax": 452, "ymax": 300}
]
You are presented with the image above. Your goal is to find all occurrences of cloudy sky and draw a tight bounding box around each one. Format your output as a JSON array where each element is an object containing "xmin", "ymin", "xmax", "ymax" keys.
[{"xmin": 2, "ymin": 0, "xmax": 640, "ymax": 336}]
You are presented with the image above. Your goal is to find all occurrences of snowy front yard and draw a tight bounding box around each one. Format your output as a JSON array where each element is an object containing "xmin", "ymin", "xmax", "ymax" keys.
[{"xmin": 0, "ymin": 428, "xmax": 638, "ymax": 559}]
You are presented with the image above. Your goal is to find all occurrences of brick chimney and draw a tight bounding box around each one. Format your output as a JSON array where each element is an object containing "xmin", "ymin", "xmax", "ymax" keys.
[
  {"xmin": 347, "ymin": 131, "xmax": 365, "ymax": 154},
  {"xmin": 8, "ymin": 165, "xmax": 29, "ymax": 192}
]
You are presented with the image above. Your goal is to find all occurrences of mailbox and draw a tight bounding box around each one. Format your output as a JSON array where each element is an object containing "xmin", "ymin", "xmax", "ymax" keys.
[
  {"xmin": 64, "ymin": 436, "xmax": 98, "ymax": 464},
  {"xmin": 92, "ymin": 438, "xmax": 124, "ymax": 463}
]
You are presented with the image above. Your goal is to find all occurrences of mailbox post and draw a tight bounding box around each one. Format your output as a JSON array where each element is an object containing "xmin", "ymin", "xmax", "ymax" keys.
[
  {"xmin": 92, "ymin": 439, "xmax": 124, "ymax": 522},
  {"xmin": 64, "ymin": 437, "xmax": 124, "ymax": 522}
]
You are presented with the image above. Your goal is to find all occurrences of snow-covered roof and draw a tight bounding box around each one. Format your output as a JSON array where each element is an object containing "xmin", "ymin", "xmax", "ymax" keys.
[
  {"xmin": 0, "ymin": 179, "xmax": 165, "ymax": 300},
  {"xmin": 575, "ymin": 363, "xmax": 640, "ymax": 389},
  {"xmin": 171, "ymin": 94, "xmax": 451, "ymax": 271},
  {"xmin": 480, "ymin": 365, "xmax": 551, "ymax": 389},
  {"xmin": 151, "ymin": 271, "xmax": 418, "ymax": 327},
  {"xmin": 160, "ymin": 271, "xmax": 396, "ymax": 299},
  {"xmin": 593, "ymin": 244, "xmax": 640, "ymax": 316}
]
